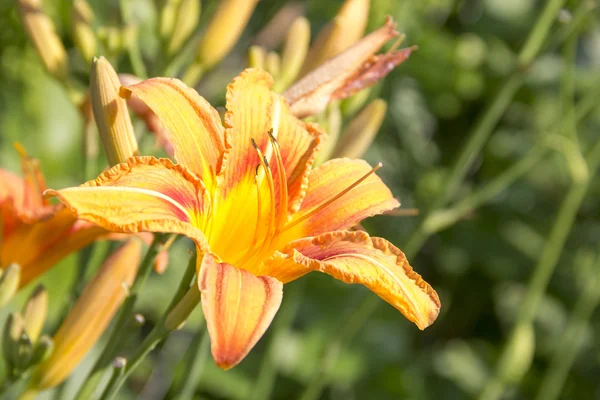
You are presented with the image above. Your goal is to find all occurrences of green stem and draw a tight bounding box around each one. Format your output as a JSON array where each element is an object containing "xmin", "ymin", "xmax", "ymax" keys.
[
  {"xmin": 100, "ymin": 252, "xmax": 200, "ymax": 399},
  {"xmin": 73, "ymin": 234, "xmax": 168, "ymax": 400},
  {"xmin": 423, "ymin": 147, "xmax": 549, "ymax": 234},
  {"xmin": 535, "ymin": 251, "xmax": 600, "ymax": 400},
  {"xmin": 300, "ymin": 2, "xmax": 581, "ymax": 396},
  {"xmin": 478, "ymin": 138, "xmax": 600, "ymax": 400},
  {"xmin": 119, "ymin": 0, "xmax": 148, "ymax": 79},
  {"xmin": 298, "ymin": 295, "xmax": 380, "ymax": 400},
  {"xmin": 517, "ymin": 0, "xmax": 567, "ymax": 67},
  {"xmin": 249, "ymin": 281, "xmax": 306, "ymax": 400},
  {"xmin": 171, "ymin": 323, "xmax": 210, "ymax": 400}
]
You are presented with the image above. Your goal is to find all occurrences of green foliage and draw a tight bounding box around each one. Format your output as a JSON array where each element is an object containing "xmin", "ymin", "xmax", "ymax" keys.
[{"xmin": 1, "ymin": 0, "xmax": 600, "ymax": 399}]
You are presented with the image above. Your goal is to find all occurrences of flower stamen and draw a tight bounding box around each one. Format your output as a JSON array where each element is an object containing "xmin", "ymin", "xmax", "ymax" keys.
[
  {"xmin": 268, "ymin": 131, "xmax": 288, "ymax": 232},
  {"xmin": 282, "ymin": 162, "xmax": 383, "ymax": 233}
]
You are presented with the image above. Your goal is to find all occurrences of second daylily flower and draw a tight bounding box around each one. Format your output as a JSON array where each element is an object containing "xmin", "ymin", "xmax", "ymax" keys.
[{"xmin": 47, "ymin": 68, "xmax": 440, "ymax": 369}]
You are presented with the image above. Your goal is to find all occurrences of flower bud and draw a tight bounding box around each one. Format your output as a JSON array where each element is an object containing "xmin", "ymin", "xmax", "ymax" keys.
[
  {"xmin": 195, "ymin": 0, "xmax": 259, "ymax": 70},
  {"xmin": 274, "ymin": 17, "xmax": 310, "ymax": 92},
  {"xmin": 498, "ymin": 323, "xmax": 535, "ymax": 384},
  {"xmin": 30, "ymin": 239, "xmax": 142, "ymax": 390},
  {"xmin": 265, "ymin": 51, "xmax": 281, "ymax": 80},
  {"xmin": 166, "ymin": 0, "xmax": 201, "ymax": 55},
  {"xmin": 29, "ymin": 335, "xmax": 53, "ymax": 366},
  {"xmin": 3, "ymin": 313, "xmax": 26, "ymax": 375},
  {"xmin": 332, "ymin": 99, "xmax": 387, "ymax": 159},
  {"xmin": 90, "ymin": 56, "xmax": 139, "ymax": 166},
  {"xmin": 299, "ymin": 0, "xmax": 369, "ymax": 76},
  {"xmin": 248, "ymin": 46, "xmax": 267, "ymax": 69},
  {"xmin": 17, "ymin": 0, "xmax": 69, "ymax": 80},
  {"xmin": 316, "ymin": 102, "xmax": 342, "ymax": 165},
  {"xmin": 72, "ymin": 0, "xmax": 97, "ymax": 64},
  {"xmin": 0, "ymin": 264, "xmax": 21, "ymax": 307},
  {"xmin": 22, "ymin": 285, "xmax": 48, "ymax": 343}
]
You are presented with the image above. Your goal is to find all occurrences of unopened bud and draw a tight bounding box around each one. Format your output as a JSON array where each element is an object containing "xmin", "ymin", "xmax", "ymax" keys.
[
  {"xmin": 498, "ymin": 323, "xmax": 535, "ymax": 384},
  {"xmin": 3, "ymin": 313, "xmax": 25, "ymax": 374},
  {"xmin": 316, "ymin": 102, "xmax": 342, "ymax": 164},
  {"xmin": 17, "ymin": 0, "xmax": 69, "ymax": 79},
  {"xmin": 0, "ymin": 264, "xmax": 21, "ymax": 307},
  {"xmin": 166, "ymin": 0, "xmax": 201, "ymax": 55},
  {"xmin": 22, "ymin": 285, "xmax": 48, "ymax": 343},
  {"xmin": 72, "ymin": 0, "xmax": 97, "ymax": 63},
  {"xmin": 159, "ymin": 0, "xmax": 181, "ymax": 40},
  {"xmin": 195, "ymin": 0, "xmax": 259, "ymax": 70},
  {"xmin": 248, "ymin": 46, "xmax": 267, "ymax": 69},
  {"xmin": 31, "ymin": 239, "xmax": 142, "ymax": 389},
  {"xmin": 265, "ymin": 51, "xmax": 281, "ymax": 80},
  {"xmin": 15, "ymin": 331, "xmax": 34, "ymax": 370},
  {"xmin": 274, "ymin": 17, "xmax": 310, "ymax": 92},
  {"xmin": 90, "ymin": 56, "xmax": 139, "ymax": 166},
  {"xmin": 30, "ymin": 335, "xmax": 53, "ymax": 366},
  {"xmin": 341, "ymin": 87, "xmax": 371, "ymax": 116},
  {"xmin": 299, "ymin": 0, "xmax": 369, "ymax": 76},
  {"xmin": 332, "ymin": 99, "xmax": 387, "ymax": 159}
]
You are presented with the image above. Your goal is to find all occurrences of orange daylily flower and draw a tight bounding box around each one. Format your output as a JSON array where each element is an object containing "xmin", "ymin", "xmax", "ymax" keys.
[
  {"xmin": 47, "ymin": 68, "xmax": 440, "ymax": 369},
  {"xmin": 0, "ymin": 147, "xmax": 106, "ymax": 288}
]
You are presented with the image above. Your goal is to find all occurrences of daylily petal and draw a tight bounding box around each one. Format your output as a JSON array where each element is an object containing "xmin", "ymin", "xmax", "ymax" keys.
[
  {"xmin": 272, "ymin": 97, "xmax": 326, "ymax": 215},
  {"xmin": 199, "ymin": 254, "xmax": 283, "ymax": 370},
  {"xmin": 290, "ymin": 158, "xmax": 399, "ymax": 236},
  {"xmin": 267, "ymin": 231, "xmax": 440, "ymax": 329},
  {"xmin": 46, "ymin": 157, "xmax": 208, "ymax": 249},
  {"xmin": 121, "ymin": 78, "xmax": 225, "ymax": 186},
  {"xmin": 220, "ymin": 69, "xmax": 274, "ymax": 190},
  {"xmin": 1, "ymin": 209, "xmax": 106, "ymax": 287}
]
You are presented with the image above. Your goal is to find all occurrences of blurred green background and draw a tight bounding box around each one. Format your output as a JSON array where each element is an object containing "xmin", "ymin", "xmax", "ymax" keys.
[{"xmin": 1, "ymin": 0, "xmax": 600, "ymax": 399}]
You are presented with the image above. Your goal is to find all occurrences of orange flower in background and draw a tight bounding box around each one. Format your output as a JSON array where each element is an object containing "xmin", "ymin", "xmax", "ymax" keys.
[
  {"xmin": 47, "ymin": 68, "xmax": 440, "ymax": 369},
  {"xmin": 0, "ymin": 146, "xmax": 106, "ymax": 288}
]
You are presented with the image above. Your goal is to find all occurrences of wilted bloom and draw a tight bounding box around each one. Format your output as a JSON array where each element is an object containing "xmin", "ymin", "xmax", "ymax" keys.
[
  {"xmin": 90, "ymin": 56, "xmax": 139, "ymax": 166},
  {"xmin": 18, "ymin": 0, "xmax": 69, "ymax": 79},
  {"xmin": 0, "ymin": 147, "xmax": 106, "ymax": 289},
  {"xmin": 29, "ymin": 239, "xmax": 142, "ymax": 391},
  {"xmin": 48, "ymin": 69, "xmax": 440, "ymax": 369},
  {"xmin": 285, "ymin": 17, "xmax": 415, "ymax": 117}
]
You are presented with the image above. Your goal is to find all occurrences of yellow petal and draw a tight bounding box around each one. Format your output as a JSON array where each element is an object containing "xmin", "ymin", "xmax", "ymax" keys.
[
  {"xmin": 199, "ymin": 254, "xmax": 283, "ymax": 370},
  {"xmin": 220, "ymin": 69, "xmax": 274, "ymax": 189},
  {"xmin": 289, "ymin": 158, "xmax": 399, "ymax": 236},
  {"xmin": 121, "ymin": 78, "xmax": 225, "ymax": 186},
  {"xmin": 220, "ymin": 69, "xmax": 325, "ymax": 212},
  {"xmin": 31, "ymin": 239, "xmax": 142, "ymax": 389},
  {"xmin": 45, "ymin": 157, "xmax": 208, "ymax": 249},
  {"xmin": 272, "ymin": 231, "xmax": 440, "ymax": 329}
]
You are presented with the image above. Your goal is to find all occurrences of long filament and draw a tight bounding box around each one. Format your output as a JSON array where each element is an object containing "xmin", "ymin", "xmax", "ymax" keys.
[
  {"xmin": 268, "ymin": 131, "xmax": 288, "ymax": 232},
  {"xmin": 280, "ymin": 163, "xmax": 383, "ymax": 233}
]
